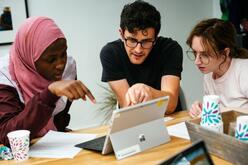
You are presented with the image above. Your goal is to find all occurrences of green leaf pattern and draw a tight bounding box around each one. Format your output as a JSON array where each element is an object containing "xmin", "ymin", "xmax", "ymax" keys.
[
  {"xmin": 235, "ymin": 123, "xmax": 248, "ymax": 142},
  {"xmin": 200, "ymin": 100, "xmax": 222, "ymax": 125}
]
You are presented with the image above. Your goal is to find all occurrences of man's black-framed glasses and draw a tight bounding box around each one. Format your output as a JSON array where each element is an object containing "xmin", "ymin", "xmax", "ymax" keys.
[
  {"xmin": 123, "ymin": 37, "xmax": 156, "ymax": 49},
  {"xmin": 186, "ymin": 49, "xmax": 210, "ymax": 65}
]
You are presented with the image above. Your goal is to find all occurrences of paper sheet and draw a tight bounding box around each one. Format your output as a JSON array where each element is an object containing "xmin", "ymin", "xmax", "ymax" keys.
[
  {"xmin": 167, "ymin": 122, "xmax": 190, "ymax": 140},
  {"xmin": 164, "ymin": 116, "xmax": 174, "ymax": 122},
  {"xmin": 29, "ymin": 130, "xmax": 97, "ymax": 158}
]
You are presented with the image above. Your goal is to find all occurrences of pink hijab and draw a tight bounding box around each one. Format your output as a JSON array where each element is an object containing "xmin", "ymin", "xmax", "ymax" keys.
[{"xmin": 9, "ymin": 16, "xmax": 65, "ymax": 103}]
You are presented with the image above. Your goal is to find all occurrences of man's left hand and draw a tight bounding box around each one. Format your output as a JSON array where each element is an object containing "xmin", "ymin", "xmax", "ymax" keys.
[{"xmin": 125, "ymin": 83, "xmax": 153, "ymax": 106}]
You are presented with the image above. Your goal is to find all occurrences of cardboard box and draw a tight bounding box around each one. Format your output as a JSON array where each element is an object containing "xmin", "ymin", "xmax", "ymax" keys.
[{"xmin": 185, "ymin": 110, "xmax": 248, "ymax": 165}]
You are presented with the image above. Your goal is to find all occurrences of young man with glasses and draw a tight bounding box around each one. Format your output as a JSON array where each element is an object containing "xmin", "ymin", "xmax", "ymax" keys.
[{"xmin": 100, "ymin": 0, "xmax": 183, "ymax": 114}]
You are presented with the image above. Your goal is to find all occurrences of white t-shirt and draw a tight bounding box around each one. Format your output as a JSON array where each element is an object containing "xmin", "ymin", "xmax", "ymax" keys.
[{"xmin": 204, "ymin": 58, "xmax": 248, "ymax": 109}]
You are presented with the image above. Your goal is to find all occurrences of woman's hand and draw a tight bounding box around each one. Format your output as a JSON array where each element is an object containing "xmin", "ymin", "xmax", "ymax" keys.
[
  {"xmin": 48, "ymin": 80, "xmax": 96, "ymax": 103},
  {"xmin": 189, "ymin": 101, "xmax": 202, "ymax": 118}
]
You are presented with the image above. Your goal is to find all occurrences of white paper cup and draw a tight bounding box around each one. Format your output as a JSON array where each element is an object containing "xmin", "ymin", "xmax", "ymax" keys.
[
  {"xmin": 235, "ymin": 116, "xmax": 248, "ymax": 142},
  {"xmin": 201, "ymin": 95, "xmax": 222, "ymax": 126},
  {"xmin": 203, "ymin": 95, "xmax": 220, "ymax": 103},
  {"xmin": 201, "ymin": 120, "xmax": 223, "ymax": 133},
  {"xmin": 202, "ymin": 95, "xmax": 220, "ymax": 115},
  {"xmin": 7, "ymin": 130, "xmax": 30, "ymax": 161}
]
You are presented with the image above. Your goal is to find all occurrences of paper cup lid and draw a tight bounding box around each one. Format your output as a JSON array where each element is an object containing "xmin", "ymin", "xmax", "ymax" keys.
[
  {"xmin": 237, "ymin": 116, "xmax": 248, "ymax": 123},
  {"xmin": 7, "ymin": 130, "xmax": 30, "ymax": 138}
]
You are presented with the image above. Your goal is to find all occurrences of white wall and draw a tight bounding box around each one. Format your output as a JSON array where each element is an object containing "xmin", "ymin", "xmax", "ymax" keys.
[
  {"xmin": 0, "ymin": 0, "xmax": 221, "ymax": 129},
  {"xmin": 0, "ymin": 45, "xmax": 9, "ymax": 55},
  {"xmin": 213, "ymin": 0, "xmax": 222, "ymax": 18},
  {"xmin": 158, "ymin": 0, "xmax": 212, "ymax": 110}
]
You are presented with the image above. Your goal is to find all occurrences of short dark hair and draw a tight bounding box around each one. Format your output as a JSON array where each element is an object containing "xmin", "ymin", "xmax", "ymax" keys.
[{"xmin": 120, "ymin": 0, "xmax": 161, "ymax": 36}]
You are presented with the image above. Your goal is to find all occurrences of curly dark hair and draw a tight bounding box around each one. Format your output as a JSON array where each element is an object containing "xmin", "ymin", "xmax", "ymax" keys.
[{"xmin": 120, "ymin": 0, "xmax": 161, "ymax": 36}]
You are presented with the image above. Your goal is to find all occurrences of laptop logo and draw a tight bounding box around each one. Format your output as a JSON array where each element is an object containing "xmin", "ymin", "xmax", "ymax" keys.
[{"xmin": 139, "ymin": 134, "xmax": 146, "ymax": 142}]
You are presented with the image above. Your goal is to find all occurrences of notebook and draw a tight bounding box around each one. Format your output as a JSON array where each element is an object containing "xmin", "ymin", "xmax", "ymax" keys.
[
  {"xmin": 159, "ymin": 140, "xmax": 214, "ymax": 165},
  {"xmin": 75, "ymin": 96, "xmax": 170, "ymax": 160}
]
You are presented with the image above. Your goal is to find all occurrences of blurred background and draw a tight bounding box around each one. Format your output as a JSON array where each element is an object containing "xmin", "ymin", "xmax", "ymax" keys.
[{"xmin": 0, "ymin": 0, "xmax": 222, "ymax": 129}]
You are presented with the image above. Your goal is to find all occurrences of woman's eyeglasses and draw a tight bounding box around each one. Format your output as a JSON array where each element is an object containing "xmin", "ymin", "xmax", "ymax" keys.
[{"xmin": 186, "ymin": 50, "xmax": 210, "ymax": 65}]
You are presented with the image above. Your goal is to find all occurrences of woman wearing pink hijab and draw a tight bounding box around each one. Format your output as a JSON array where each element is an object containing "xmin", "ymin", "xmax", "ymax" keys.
[{"xmin": 0, "ymin": 16, "xmax": 95, "ymax": 145}]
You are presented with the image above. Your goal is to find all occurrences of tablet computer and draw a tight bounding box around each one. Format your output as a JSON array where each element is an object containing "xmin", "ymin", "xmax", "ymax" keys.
[
  {"xmin": 159, "ymin": 140, "xmax": 214, "ymax": 165},
  {"xmin": 76, "ymin": 96, "xmax": 171, "ymax": 160}
]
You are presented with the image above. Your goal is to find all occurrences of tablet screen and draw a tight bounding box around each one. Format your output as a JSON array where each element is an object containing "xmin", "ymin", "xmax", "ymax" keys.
[{"xmin": 160, "ymin": 140, "xmax": 213, "ymax": 165}]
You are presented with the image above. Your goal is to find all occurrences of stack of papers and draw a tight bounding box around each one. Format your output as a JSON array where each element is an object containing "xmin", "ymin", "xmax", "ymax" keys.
[
  {"xmin": 29, "ymin": 130, "xmax": 97, "ymax": 158},
  {"xmin": 164, "ymin": 116, "xmax": 174, "ymax": 122},
  {"xmin": 167, "ymin": 122, "xmax": 190, "ymax": 140}
]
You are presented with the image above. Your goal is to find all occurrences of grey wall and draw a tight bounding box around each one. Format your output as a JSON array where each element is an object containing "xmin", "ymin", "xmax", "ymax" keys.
[{"xmin": 0, "ymin": 0, "xmax": 221, "ymax": 129}]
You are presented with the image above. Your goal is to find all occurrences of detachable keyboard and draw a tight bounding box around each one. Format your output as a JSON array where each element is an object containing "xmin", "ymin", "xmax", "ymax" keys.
[{"xmin": 75, "ymin": 136, "xmax": 106, "ymax": 152}]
